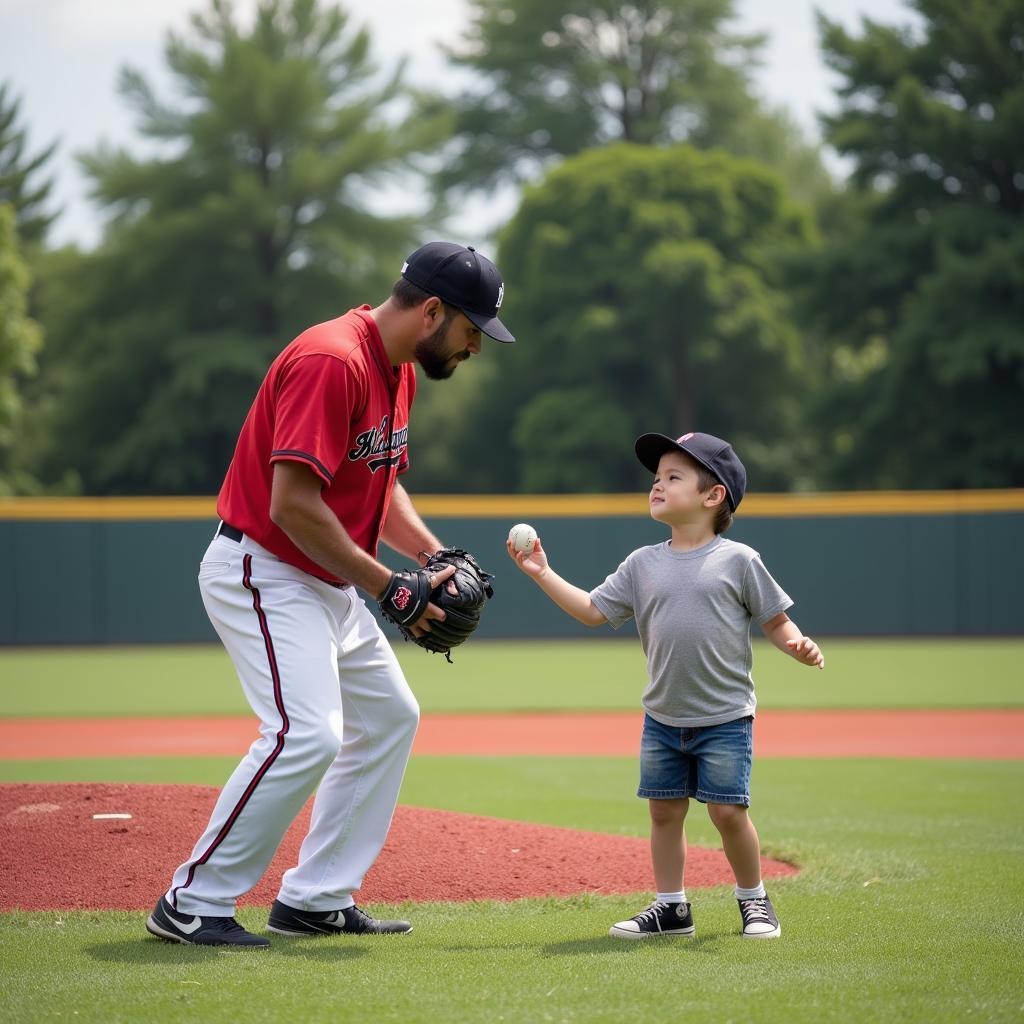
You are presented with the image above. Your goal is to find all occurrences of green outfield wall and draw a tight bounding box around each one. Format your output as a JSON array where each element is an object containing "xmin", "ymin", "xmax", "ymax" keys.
[{"xmin": 1, "ymin": 491, "xmax": 1022, "ymax": 644}]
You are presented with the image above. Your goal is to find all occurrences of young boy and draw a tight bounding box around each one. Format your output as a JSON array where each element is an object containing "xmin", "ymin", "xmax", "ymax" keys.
[{"xmin": 507, "ymin": 431, "xmax": 824, "ymax": 940}]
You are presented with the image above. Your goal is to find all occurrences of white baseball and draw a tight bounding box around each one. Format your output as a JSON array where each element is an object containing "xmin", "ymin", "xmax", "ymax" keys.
[{"xmin": 508, "ymin": 523, "xmax": 537, "ymax": 555}]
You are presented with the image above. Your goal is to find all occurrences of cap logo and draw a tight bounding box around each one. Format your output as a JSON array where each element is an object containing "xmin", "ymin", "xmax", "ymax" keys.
[
  {"xmin": 678, "ymin": 432, "xmax": 694, "ymax": 442},
  {"xmin": 401, "ymin": 261, "xmax": 409, "ymax": 273},
  {"xmin": 496, "ymin": 283, "xmax": 504, "ymax": 309}
]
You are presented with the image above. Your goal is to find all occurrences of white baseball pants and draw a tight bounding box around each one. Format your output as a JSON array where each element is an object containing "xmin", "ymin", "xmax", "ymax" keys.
[{"xmin": 167, "ymin": 531, "xmax": 419, "ymax": 916}]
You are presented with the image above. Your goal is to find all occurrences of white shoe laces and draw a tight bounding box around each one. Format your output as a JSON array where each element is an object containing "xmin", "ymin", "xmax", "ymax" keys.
[
  {"xmin": 633, "ymin": 900, "xmax": 671, "ymax": 925},
  {"xmin": 740, "ymin": 897, "xmax": 771, "ymax": 924}
]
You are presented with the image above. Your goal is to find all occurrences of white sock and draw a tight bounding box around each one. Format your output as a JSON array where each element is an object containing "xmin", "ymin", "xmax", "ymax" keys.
[
  {"xmin": 735, "ymin": 882, "xmax": 766, "ymax": 901},
  {"xmin": 656, "ymin": 890, "xmax": 687, "ymax": 904}
]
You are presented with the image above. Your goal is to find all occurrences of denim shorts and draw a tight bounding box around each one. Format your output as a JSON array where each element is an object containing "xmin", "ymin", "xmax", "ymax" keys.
[{"xmin": 637, "ymin": 713, "xmax": 753, "ymax": 806}]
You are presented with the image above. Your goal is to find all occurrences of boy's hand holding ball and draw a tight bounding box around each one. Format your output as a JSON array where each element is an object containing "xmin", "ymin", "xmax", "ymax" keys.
[
  {"xmin": 507, "ymin": 523, "xmax": 537, "ymax": 554},
  {"xmin": 507, "ymin": 523, "xmax": 547, "ymax": 579}
]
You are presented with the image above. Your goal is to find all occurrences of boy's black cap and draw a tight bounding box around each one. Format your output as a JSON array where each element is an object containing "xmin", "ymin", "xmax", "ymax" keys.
[
  {"xmin": 401, "ymin": 241, "xmax": 515, "ymax": 343},
  {"xmin": 635, "ymin": 431, "xmax": 747, "ymax": 511}
]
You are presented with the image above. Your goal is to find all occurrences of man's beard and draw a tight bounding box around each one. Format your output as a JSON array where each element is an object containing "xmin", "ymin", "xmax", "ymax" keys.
[{"xmin": 414, "ymin": 314, "xmax": 463, "ymax": 380}]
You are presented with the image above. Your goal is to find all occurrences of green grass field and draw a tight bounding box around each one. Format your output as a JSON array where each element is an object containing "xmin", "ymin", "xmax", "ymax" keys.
[
  {"xmin": 1, "ymin": 637, "xmax": 1022, "ymax": 716},
  {"xmin": 2, "ymin": 639, "xmax": 1023, "ymax": 1023}
]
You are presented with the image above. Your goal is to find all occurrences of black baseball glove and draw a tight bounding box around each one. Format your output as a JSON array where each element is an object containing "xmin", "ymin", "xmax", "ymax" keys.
[{"xmin": 379, "ymin": 548, "xmax": 494, "ymax": 662}]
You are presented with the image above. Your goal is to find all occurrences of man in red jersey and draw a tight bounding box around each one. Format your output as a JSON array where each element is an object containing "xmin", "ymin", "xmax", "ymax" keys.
[{"xmin": 146, "ymin": 243, "xmax": 514, "ymax": 948}]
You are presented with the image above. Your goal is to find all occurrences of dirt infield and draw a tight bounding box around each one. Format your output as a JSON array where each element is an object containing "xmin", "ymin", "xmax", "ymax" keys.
[
  {"xmin": 2, "ymin": 709, "xmax": 1022, "ymax": 761},
  {"xmin": 0, "ymin": 783, "xmax": 798, "ymax": 911}
]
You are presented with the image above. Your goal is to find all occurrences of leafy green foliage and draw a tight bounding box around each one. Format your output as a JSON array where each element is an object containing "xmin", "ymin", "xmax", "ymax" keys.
[
  {"xmin": 418, "ymin": 144, "xmax": 812, "ymax": 493},
  {"xmin": 805, "ymin": 0, "xmax": 1024, "ymax": 487},
  {"xmin": 438, "ymin": 0, "xmax": 834, "ymax": 206},
  {"xmin": 38, "ymin": 0, "xmax": 451, "ymax": 494},
  {"xmin": 0, "ymin": 205, "xmax": 42, "ymax": 495},
  {"xmin": 0, "ymin": 82, "xmax": 57, "ymax": 245}
]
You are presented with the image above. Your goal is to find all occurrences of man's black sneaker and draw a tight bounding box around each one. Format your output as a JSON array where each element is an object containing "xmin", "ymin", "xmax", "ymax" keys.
[
  {"xmin": 738, "ymin": 893, "xmax": 781, "ymax": 938},
  {"xmin": 609, "ymin": 900, "xmax": 696, "ymax": 939},
  {"xmin": 145, "ymin": 896, "xmax": 269, "ymax": 948},
  {"xmin": 267, "ymin": 899, "xmax": 412, "ymax": 936}
]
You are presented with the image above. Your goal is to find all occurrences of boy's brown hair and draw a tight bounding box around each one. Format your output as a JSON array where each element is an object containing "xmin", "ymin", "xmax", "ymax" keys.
[{"xmin": 691, "ymin": 459, "xmax": 733, "ymax": 535}]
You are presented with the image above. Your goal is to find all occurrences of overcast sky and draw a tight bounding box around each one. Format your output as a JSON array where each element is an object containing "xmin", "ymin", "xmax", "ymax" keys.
[{"xmin": 1, "ymin": 0, "xmax": 914, "ymax": 248}]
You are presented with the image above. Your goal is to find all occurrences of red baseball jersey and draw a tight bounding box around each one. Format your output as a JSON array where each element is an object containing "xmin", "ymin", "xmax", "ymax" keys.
[{"xmin": 217, "ymin": 306, "xmax": 416, "ymax": 582}]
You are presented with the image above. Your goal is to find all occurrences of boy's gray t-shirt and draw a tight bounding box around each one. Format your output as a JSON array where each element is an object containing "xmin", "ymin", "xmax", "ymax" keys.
[{"xmin": 589, "ymin": 537, "xmax": 792, "ymax": 728}]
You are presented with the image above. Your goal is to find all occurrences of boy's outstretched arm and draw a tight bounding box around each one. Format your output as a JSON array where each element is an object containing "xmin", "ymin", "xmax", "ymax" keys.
[
  {"xmin": 506, "ymin": 537, "xmax": 608, "ymax": 627},
  {"xmin": 761, "ymin": 612, "xmax": 825, "ymax": 669}
]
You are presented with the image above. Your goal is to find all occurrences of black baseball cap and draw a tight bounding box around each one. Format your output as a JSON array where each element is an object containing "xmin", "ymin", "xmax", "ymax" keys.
[
  {"xmin": 401, "ymin": 241, "xmax": 515, "ymax": 343},
  {"xmin": 634, "ymin": 431, "xmax": 747, "ymax": 511}
]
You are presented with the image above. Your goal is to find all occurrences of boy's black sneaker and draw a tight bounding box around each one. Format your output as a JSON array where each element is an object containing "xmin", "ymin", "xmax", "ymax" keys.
[
  {"xmin": 738, "ymin": 893, "xmax": 781, "ymax": 938},
  {"xmin": 145, "ymin": 895, "xmax": 269, "ymax": 948},
  {"xmin": 267, "ymin": 899, "xmax": 412, "ymax": 936},
  {"xmin": 609, "ymin": 900, "xmax": 696, "ymax": 939}
]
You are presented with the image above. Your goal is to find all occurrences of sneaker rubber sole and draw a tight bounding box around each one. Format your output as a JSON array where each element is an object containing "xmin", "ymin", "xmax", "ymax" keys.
[
  {"xmin": 266, "ymin": 920, "xmax": 413, "ymax": 937},
  {"xmin": 608, "ymin": 922, "xmax": 696, "ymax": 939},
  {"xmin": 145, "ymin": 915, "xmax": 189, "ymax": 943},
  {"xmin": 266, "ymin": 922, "xmax": 320, "ymax": 937}
]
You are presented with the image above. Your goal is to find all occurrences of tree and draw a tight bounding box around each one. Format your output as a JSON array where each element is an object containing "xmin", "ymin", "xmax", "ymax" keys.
[
  {"xmin": 0, "ymin": 205, "xmax": 43, "ymax": 495},
  {"xmin": 0, "ymin": 82, "xmax": 57, "ymax": 245},
  {"xmin": 436, "ymin": 0, "xmax": 833, "ymax": 206},
  {"xmin": 416, "ymin": 144, "xmax": 812, "ymax": 493},
  {"xmin": 42, "ymin": 0, "xmax": 451, "ymax": 494},
  {"xmin": 805, "ymin": 0, "xmax": 1024, "ymax": 488}
]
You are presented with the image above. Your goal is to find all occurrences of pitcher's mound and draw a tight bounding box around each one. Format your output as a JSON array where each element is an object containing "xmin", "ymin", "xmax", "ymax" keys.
[{"xmin": 0, "ymin": 783, "xmax": 797, "ymax": 911}]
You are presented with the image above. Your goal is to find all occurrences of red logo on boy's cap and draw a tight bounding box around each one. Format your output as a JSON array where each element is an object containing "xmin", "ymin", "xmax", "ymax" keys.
[
  {"xmin": 678, "ymin": 433, "xmax": 694, "ymax": 442},
  {"xmin": 393, "ymin": 586, "xmax": 412, "ymax": 610}
]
